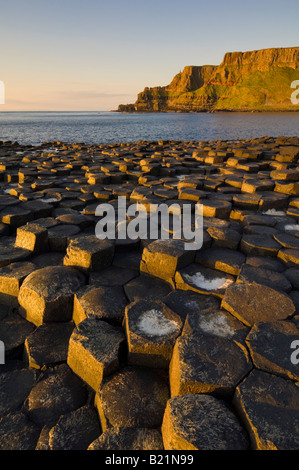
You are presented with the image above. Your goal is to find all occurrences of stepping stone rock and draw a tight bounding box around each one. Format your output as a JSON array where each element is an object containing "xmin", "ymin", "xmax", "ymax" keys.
[
  {"xmin": 207, "ymin": 226, "xmax": 241, "ymax": 250},
  {"xmin": 0, "ymin": 311, "xmax": 35, "ymax": 359},
  {"xmin": 284, "ymin": 268, "xmax": 299, "ymax": 289},
  {"xmin": 0, "ymin": 261, "xmax": 36, "ymax": 306},
  {"xmin": 124, "ymin": 275, "xmax": 172, "ymax": 303},
  {"xmin": 169, "ymin": 333, "xmax": 252, "ymax": 397},
  {"xmin": 200, "ymin": 200, "xmax": 231, "ymax": 219},
  {"xmin": 1, "ymin": 205, "xmax": 33, "ymax": 228},
  {"xmin": 88, "ymin": 427, "xmax": 163, "ymax": 450},
  {"xmin": 182, "ymin": 309, "xmax": 249, "ymax": 343},
  {"xmin": 64, "ymin": 235, "xmax": 114, "ymax": 273},
  {"xmin": 0, "ymin": 411, "xmax": 40, "ymax": 450},
  {"xmin": 0, "ymin": 237, "xmax": 31, "ymax": 268},
  {"xmin": 18, "ymin": 266, "xmax": 85, "ymax": 326},
  {"xmin": 245, "ymin": 255, "xmax": 285, "ymax": 273},
  {"xmin": 30, "ymin": 251, "xmax": 64, "ymax": 268},
  {"xmin": 240, "ymin": 234, "xmax": 281, "ymax": 257},
  {"xmin": 162, "ymin": 394, "xmax": 249, "ymax": 450},
  {"xmin": 124, "ymin": 299, "xmax": 183, "ymax": 368},
  {"xmin": 27, "ymin": 364, "xmax": 88, "ymax": 427},
  {"xmin": 89, "ymin": 266, "xmax": 138, "ymax": 287},
  {"xmin": 274, "ymin": 232, "xmax": 299, "ymax": 250},
  {"xmin": 15, "ymin": 223, "xmax": 48, "ymax": 253},
  {"xmin": 175, "ymin": 264, "xmax": 235, "ymax": 298},
  {"xmin": 195, "ymin": 248, "xmax": 245, "ymax": 275},
  {"xmin": 140, "ymin": 239, "xmax": 195, "ymax": 283},
  {"xmin": 233, "ymin": 369, "xmax": 299, "ymax": 450},
  {"xmin": 95, "ymin": 366, "xmax": 169, "ymax": 431},
  {"xmin": 163, "ymin": 290, "xmax": 220, "ymax": 320},
  {"xmin": 278, "ymin": 248, "xmax": 299, "ymax": 267},
  {"xmin": 0, "ymin": 369, "xmax": 37, "ymax": 416},
  {"xmin": 24, "ymin": 322, "xmax": 74, "ymax": 369},
  {"xmin": 245, "ymin": 321, "xmax": 299, "ymax": 381},
  {"xmin": 48, "ymin": 224, "xmax": 81, "ymax": 251},
  {"xmin": 73, "ymin": 285, "xmax": 128, "ymax": 325},
  {"xmin": 237, "ymin": 265, "xmax": 292, "ymax": 292},
  {"xmin": 221, "ymin": 283, "xmax": 296, "ymax": 326},
  {"xmin": 43, "ymin": 406, "xmax": 100, "ymax": 450},
  {"xmin": 67, "ymin": 318, "xmax": 125, "ymax": 391}
]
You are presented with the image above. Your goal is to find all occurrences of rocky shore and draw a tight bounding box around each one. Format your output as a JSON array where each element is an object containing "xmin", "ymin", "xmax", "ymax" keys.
[{"xmin": 0, "ymin": 136, "xmax": 298, "ymax": 450}]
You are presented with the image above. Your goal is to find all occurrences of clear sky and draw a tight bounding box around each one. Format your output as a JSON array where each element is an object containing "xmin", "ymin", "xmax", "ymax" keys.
[{"xmin": 1, "ymin": 0, "xmax": 298, "ymax": 111}]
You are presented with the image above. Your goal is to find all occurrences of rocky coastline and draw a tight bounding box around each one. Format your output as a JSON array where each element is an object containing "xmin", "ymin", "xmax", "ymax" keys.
[
  {"xmin": 118, "ymin": 47, "xmax": 299, "ymax": 113},
  {"xmin": 0, "ymin": 136, "xmax": 298, "ymax": 450}
]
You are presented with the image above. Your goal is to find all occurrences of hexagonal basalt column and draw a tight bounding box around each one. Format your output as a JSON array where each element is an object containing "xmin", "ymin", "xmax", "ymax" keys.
[
  {"xmin": 124, "ymin": 299, "xmax": 183, "ymax": 368},
  {"xmin": 64, "ymin": 235, "xmax": 114, "ymax": 273},
  {"xmin": 18, "ymin": 266, "xmax": 85, "ymax": 326},
  {"xmin": 67, "ymin": 317, "xmax": 125, "ymax": 391},
  {"xmin": 169, "ymin": 333, "xmax": 252, "ymax": 397}
]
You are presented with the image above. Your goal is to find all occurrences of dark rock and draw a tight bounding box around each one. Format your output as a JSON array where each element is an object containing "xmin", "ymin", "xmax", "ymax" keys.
[
  {"xmin": 24, "ymin": 322, "xmax": 74, "ymax": 369},
  {"xmin": 169, "ymin": 333, "xmax": 252, "ymax": 397},
  {"xmin": 0, "ymin": 369, "xmax": 37, "ymax": 416},
  {"xmin": 237, "ymin": 265, "xmax": 292, "ymax": 292},
  {"xmin": 124, "ymin": 299, "xmax": 182, "ymax": 368},
  {"xmin": 240, "ymin": 234, "xmax": 281, "ymax": 257},
  {"xmin": 233, "ymin": 369, "xmax": 299, "ymax": 450},
  {"xmin": 73, "ymin": 285, "xmax": 128, "ymax": 325},
  {"xmin": 140, "ymin": 239, "xmax": 195, "ymax": 283},
  {"xmin": 163, "ymin": 290, "xmax": 220, "ymax": 320},
  {"xmin": 162, "ymin": 394, "xmax": 249, "ymax": 450},
  {"xmin": 221, "ymin": 282, "xmax": 296, "ymax": 326},
  {"xmin": 27, "ymin": 364, "xmax": 88, "ymax": 427},
  {"xmin": 88, "ymin": 427, "xmax": 164, "ymax": 450},
  {"xmin": 67, "ymin": 318, "xmax": 125, "ymax": 391},
  {"xmin": 89, "ymin": 266, "xmax": 138, "ymax": 286},
  {"xmin": 64, "ymin": 235, "xmax": 114, "ymax": 273},
  {"xmin": 95, "ymin": 366, "xmax": 169, "ymax": 431},
  {"xmin": 175, "ymin": 264, "xmax": 235, "ymax": 298},
  {"xmin": 195, "ymin": 248, "xmax": 246, "ymax": 275},
  {"xmin": 45, "ymin": 406, "xmax": 100, "ymax": 450},
  {"xmin": 124, "ymin": 275, "xmax": 172, "ymax": 303},
  {"xmin": 182, "ymin": 309, "xmax": 249, "ymax": 343},
  {"xmin": 245, "ymin": 255, "xmax": 285, "ymax": 272},
  {"xmin": 0, "ymin": 411, "xmax": 41, "ymax": 450},
  {"xmin": 245, "ymin": 321, "xmax": 299, "ymax": 381},
  {"xmin": 18, "ymin": 266, "xmax": 86, "ymax": 326},
  {"xmin": 0, "ymin": 311, "xmax": 35, "ymax": 358},
  {"xmin": 0, "ymin": 261, "xmax": 37, "ymax": 306}
]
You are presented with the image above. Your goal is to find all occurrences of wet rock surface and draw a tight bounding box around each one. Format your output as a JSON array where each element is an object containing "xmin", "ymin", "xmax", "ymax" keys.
[{"xmin": 0, "ymin": 137, "xmax": 298, "ymax": 450}]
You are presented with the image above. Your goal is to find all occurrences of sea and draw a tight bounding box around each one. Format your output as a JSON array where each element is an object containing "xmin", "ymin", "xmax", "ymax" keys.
[{"xmin": 0, "ymin": 111, "xmax": 298, "ymax": 146}]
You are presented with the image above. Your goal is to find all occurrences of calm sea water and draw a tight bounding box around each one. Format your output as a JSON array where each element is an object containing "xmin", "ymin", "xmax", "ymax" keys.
[{"xmin": 0, "ymin": 111, "xmax": 298, "ymax": 145}]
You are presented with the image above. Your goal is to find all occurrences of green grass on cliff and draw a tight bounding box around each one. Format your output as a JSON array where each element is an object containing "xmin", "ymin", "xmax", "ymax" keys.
[{"xmin": 134, "ymin": 66, "xmax": 299, "ymax": 112}]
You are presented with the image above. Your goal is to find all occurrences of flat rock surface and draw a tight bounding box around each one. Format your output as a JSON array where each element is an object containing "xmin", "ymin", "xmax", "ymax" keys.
[
  {"xmin": 233, "ymin": 369, "xmax": 299, "ymax": 450},
  {"xmin": 169, "ymin": 333, "xmax": 252, "ymax": 397},
  {"xmin": 95, "ymin": 366, "xmax": 169, "ymax": 430},
  {"xmin": 221, "ymin": 282, "xmax": 296, "ymax": 326},
  {"xmin": 88, "ymin": 427, "xmax": 164, "ymax": 450},
  {"xmin": 162, "ymin": 394, "xmax": 249, "ymax": 450}
]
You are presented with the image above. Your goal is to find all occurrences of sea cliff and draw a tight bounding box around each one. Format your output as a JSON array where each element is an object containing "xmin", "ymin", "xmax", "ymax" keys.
[{"xmin": 118, "ymin": 47, "xmax": 299, "ymax": 112}]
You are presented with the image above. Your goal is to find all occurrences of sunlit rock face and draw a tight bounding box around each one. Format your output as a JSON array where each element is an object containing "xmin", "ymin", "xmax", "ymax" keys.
[{"xmin": 118, "ymin": 47, "xmax": 299, "ymax": 113}]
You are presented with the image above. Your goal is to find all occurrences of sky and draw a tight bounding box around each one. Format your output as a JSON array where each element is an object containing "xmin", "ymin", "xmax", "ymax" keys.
[{"xmin": 0, "ymin": 0, "xmax": 298, "ymax": 111}]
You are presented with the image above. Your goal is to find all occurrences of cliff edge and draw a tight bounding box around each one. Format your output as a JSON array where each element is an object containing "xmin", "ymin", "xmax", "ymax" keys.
[{"xmin": 118, "ymin": 47, "xmax": 299, "ymax": 112}]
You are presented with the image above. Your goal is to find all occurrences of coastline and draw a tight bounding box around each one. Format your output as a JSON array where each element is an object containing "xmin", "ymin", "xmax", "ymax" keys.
[{"xmin": 0, "ymin": 136, "xmax": 298, "ymax": 450}]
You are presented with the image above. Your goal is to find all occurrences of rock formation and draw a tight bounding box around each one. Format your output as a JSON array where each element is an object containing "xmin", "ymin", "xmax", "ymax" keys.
[{"xmin": 118, "ymin": 47, "xmax": 299, "ymax": 112}]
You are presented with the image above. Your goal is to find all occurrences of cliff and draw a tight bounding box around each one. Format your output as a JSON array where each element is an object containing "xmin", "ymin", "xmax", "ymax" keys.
[{"xmin": 117, "ymin": 47, "xmax": 299, "ymax": 112}]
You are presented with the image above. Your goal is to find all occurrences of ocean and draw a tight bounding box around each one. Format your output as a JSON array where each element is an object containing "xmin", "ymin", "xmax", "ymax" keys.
[{"xmin": 0, "ymin": 111, "xmax": 298, "ymax": 145}]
